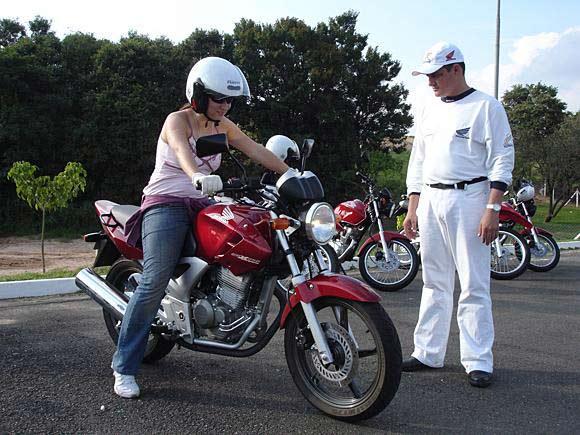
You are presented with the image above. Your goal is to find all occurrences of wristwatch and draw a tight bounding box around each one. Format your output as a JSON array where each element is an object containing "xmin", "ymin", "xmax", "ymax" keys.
[{"xmin": 486, "ymin": 203, "xmax": 501, "ymax": 212}]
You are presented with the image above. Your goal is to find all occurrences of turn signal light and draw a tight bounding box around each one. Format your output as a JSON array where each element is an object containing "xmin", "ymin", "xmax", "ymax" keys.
[{"xmin": 270, "ymin": 218, "xmax": 290, "ymax": 230}]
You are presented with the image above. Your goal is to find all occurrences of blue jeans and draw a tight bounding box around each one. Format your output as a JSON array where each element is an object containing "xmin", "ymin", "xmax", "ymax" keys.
[{"xmin": 111, "ymin": 204, "xmax": 190, "ymax": 375}]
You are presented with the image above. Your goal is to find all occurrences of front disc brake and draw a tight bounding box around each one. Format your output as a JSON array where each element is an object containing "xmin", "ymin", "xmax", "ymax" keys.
[{"xmin": 309, "ymin": 322, "xmax": 359, "ymax": 385}]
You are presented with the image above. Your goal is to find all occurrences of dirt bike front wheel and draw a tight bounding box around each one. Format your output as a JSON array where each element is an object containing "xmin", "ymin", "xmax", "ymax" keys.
[
  {"xmin": 490, "ymin": 228, "xmax": 530, "ymax": 280},
  {"xmin": 527, "ymin": 233, "xmax": 560, "ymax": 272},
  {"xmin": 358, "ymin": 239, "xmax": 419, "ymax": 291},
  {"xmin": 103, "ymin": 259, "xmax": 175, "ymax": 363},
  {"xmin": 284, "ymin": 297, "xmax": 402, "ymax": 422}
]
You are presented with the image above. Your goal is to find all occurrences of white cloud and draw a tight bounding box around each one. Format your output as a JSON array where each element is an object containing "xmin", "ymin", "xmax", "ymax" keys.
[{"xmin": 470, "ymin": 26, "xmax": 580, "ymax": 112}]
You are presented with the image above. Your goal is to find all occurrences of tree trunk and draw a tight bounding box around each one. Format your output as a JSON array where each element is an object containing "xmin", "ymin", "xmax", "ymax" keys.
[{"xmin": 41, "ymin": 208, "xmax": 46, "ymax": 273}]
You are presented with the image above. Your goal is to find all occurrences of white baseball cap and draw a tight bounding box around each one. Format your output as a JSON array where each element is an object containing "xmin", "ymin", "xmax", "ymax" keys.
[{"xmin": 412, "ymin": 42, "xmax": 464, "ymax": 76}]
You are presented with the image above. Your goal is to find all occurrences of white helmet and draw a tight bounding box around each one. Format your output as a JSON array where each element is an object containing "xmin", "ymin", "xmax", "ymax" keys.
[
  {"xmin": 185, "ymin": 57, "xmax": 250, "ymax": 115},
  {"xmin": 516, "ymin": 185, "xmax": 535, "ymax": 202},
  {"xmin": 266, "ymin": 135, "xmax": 300, "ymax": 162}
]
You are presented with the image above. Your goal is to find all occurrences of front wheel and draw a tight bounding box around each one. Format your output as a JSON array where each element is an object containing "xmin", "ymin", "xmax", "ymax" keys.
[
  {"xmin": 103, "ymin": 259, "xmax": 175, "ymax": 363},
  {"xmin": 490, "ymin": 229, "xmax": 530, "ymax": 280},
  {"xmin": 359, "ymin": 239, "xmax": 419, "ymax": 291},
  {"xmin": 527, "ymin": 233, "xmax": 560, "ymax": 272},
  {"xmin": 284, "ymin": 298, "xmax": 402, "ymax": 422}
]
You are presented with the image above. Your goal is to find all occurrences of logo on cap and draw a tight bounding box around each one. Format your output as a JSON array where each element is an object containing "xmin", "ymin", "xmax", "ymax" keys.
[{"xmin": 445, "ymin": 50, "xmax": 456, "ymax": 61}]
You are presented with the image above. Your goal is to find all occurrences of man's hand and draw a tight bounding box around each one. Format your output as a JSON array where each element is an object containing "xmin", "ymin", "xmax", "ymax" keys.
[
  {"xmin": 403, "ymin": 212, "xmax": 419, "ymax": 240},
  {"xmin": 478, "ymin": 210, "xmax": 499, "ymax": 245}
]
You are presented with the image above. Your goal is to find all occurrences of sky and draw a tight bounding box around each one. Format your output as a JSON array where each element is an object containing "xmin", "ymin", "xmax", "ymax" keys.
[{"xmin": 4, "ymin": 0, "xmax": 580, "ymax": 120}]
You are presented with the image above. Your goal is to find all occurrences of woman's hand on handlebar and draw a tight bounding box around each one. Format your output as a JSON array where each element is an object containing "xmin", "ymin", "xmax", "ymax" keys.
[{"xmin": 192, "ymin": 174, "xmax": 223, "ymax": 196}]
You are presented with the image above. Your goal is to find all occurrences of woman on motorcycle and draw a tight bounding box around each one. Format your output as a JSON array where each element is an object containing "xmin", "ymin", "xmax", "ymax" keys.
[{"xmin": 112, "ymin": 57, "xmax": 289, "ymax": 399}]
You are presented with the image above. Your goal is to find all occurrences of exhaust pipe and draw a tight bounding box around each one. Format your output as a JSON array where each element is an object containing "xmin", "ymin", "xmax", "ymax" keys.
[{"xmin": 75, "ymin": 268, "xmax": 127, "ymax": 320}]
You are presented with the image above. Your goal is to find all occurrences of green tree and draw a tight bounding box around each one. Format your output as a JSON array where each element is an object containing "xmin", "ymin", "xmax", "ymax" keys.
[
  {"xmin": 502, "ymin": 83, "xmax": 567, "ymax": 180},
  {"xmin": 7, "ymin": 162, "xmax": 87, "ymax": 272},
  {"xmin": 0, "ymin": 18, "xmax": 26, "ymax": 47},
  {"xmin": 232, "ymin": 11, "xmax": 412, "ymax": 202},
  {"xmin": 535, "ymin": 113, "xmax": 580, "ymax": 221}
]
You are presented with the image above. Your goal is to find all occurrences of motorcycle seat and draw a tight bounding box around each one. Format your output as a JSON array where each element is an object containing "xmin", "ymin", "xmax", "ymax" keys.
[{"xmin": 111, "ymin": 205, "xmax": 139, "ymax": 229}]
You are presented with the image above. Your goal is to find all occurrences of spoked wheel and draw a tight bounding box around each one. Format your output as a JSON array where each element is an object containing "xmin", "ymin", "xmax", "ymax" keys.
[
  {"xmin": 103, "ymin": 259, "xmax": 175, "ymax": 363},
  {"xmin": 490, "ymin": 229, "xmax": 530, "ymax": 280},
  {"xmin": 527, "ymin": 233, "xmax": 560, "ymax": 272},
  {"xmin": 278, "ymin": 244, "xmax": 340, "ymax": 291},
  {"xmin": 284, "ymin": 298, "xmax": 402, "ymax": 422},
  {"xmin": 358, "ymin": 239, "xmax": 419, "ymax": 291}
]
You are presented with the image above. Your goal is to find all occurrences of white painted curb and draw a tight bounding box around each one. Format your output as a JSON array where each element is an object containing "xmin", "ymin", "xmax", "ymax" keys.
[
  {"xmin": 560, "ymin": 241, "xmax": 580, "ymax": 249},
  {"xmin": 0, "ymin": 277, "xmax": 79, "ymax": 300}
]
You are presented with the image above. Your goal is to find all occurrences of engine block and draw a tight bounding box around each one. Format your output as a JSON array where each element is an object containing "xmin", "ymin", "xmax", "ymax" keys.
[{"xmin": 216, "ymin": 267, "xmax": 252, "ymax": 310}]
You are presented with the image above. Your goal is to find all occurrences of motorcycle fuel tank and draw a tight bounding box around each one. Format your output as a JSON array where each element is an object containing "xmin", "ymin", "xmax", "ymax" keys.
[
  {"xmin": 195, "ymin": 204, "xmax": 272, "ymax": 275},
  {"xmin": 334, "ymin": 199, "xmax": 366, "ymax": 226}
]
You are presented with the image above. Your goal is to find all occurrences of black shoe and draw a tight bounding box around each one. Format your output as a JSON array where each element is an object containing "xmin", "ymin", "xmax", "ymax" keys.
[
  {"xmin": 401, "ymin": 357, "xmax": 435, "ymax": 372},
  {"xmin": 468, "ymin": 370, "xmax": 492, "ymax": 388}
]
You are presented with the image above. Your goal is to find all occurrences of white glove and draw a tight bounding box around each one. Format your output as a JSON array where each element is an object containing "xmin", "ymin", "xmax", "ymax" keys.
[{"xmin": 192, "ymin": 174, "xmax": 223, "ymax": 196}]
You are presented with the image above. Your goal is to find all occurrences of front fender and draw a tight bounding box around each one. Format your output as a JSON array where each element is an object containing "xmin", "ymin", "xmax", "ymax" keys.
[
  {"xmin": 356, "ymin": 231, "xmax": 409, "ymax": 256},
  {"xmin": 279, "ymin": 274, "xmax": 380, "ymax": 328}
]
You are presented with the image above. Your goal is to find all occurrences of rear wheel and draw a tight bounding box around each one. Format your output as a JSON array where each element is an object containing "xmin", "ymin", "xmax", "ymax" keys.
[
  {"xmin": 490, "ymin": 229, "xmax": 530, "ymax": 280},
  {"xmin": 358, "ymin": 239, "xmax": 419, "ymax": 291},
  {"xmin": 284, "ymin": 298, "xmax": 401, "ymax": 422},
  {"xmin": 103, "ymin": 259, "xmax": 175, "ymax": 363},
  {"xmin": 528, "ymin": 233, "xmax": 560, "ymax": 272}
]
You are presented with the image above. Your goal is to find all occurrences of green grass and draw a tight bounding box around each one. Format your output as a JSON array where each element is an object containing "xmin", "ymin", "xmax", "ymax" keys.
[
  {"xmin": 530, "ymin": 203, "xmax": 580, "ymax": 241},
  {"xmin": 0, "ymin": 266, "xmax": 110, "ymax": 282}
]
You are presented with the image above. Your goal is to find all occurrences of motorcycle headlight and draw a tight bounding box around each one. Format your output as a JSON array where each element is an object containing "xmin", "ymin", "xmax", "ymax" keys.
[{"xmin": 304, "ymin": 202, "xmax": 336, "ymax": 244}]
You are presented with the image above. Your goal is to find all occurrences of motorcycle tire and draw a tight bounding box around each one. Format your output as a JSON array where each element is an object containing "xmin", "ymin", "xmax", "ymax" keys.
[
  {"xmin": 103, "ymin": 259, "xmax": 175, "ymax": 364},
  {"xmin": 358, "ymin": 239, "xmax": 419, "ymax": 291},
  {"xmin": 318, "ymin": 244, "xmax": 340, "ymax": 274},
  {"xmin": 490, "ymin": 228, "xmax": 530, "ymax": 280},
  {"xmin": 284, "ymin": 297, "xmax": 401, "ymax": 422},
  {"xmin": 527, "ymin": 233, "xmax": 560, "ymax": 272}
]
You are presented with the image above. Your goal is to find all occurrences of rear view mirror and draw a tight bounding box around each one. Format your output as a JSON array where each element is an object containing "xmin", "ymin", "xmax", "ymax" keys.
[
  {"xmin": 196, "ymin": 133, "xmax": 229, "ymax": 157},
  {"xmin": 300, "ymin": 139, "xmax": 314, "ymax": 172},
  {"xmin": 301, "ymin": 139, "xmax": 314, "ymax": 159}
]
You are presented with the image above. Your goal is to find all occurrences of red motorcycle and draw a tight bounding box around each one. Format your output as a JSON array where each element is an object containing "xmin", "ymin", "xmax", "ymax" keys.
[
  {"xmin": 328, "ymin": 172, "xmax": 419, "ymax": 292},
  {"xmin": 500, "ymin": 182, "xmax": 560, "ymax": 272},
  {"xmin": 75, "ymin": 135, "xmax": 402, "ymax": 422}
]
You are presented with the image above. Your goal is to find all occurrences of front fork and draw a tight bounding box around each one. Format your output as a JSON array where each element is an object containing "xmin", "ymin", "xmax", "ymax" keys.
[
  {"xmin": 521, "ymin": 202, "xmax": 541, "ymax": 245},
  {"xmin": 372, "ymin": 199, "xmax": 390, "ymax": 254},
  {"xmin": 272, "ymin": 213, "xmax": 334, "ymax": 365}
]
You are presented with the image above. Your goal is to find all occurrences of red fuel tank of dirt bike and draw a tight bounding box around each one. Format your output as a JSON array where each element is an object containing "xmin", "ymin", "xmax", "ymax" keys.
[
  {"xmin": 334, "ymin": 199, "xmax": 366, "ymax": 226},
  {"xmin": 499, "ymin": 202, "xmax": 532, "ymax": 229},
  {"xmin": 194, "ymin": 203, "xmax": 273, "ymax": 275}
]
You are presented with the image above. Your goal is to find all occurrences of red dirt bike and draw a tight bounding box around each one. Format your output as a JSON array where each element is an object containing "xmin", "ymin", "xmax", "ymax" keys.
[
  {"xmin": 327, "ymin": 172, "xmax": 419, "ymax": 292},
  {"xmin": 75, "ymin": 135, "xmax": 402, "ymax": 422},
  {"xmin": 396, "ymin": 194, "xmax": 532, "ymax": 281},
  {"xmin": 499, "ymin": 183, "xmax": 560, "ymax": 272}
]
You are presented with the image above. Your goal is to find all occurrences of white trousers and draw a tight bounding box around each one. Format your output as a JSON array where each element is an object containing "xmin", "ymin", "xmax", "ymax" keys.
[{"xmin": 412, "ymin": 182, "xmax": 494, "ymax": 373}]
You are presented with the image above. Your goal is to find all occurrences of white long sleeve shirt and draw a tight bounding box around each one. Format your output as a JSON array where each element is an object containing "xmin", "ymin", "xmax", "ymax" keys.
[{"xmin": 406, "ymin": 89, "xmax": 514, "ymax": 194}]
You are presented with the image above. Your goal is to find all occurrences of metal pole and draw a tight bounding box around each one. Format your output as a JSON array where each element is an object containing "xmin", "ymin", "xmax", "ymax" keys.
[{"xmin": 494, "ymin": 0, "xmax": 501, "ymax": 99}]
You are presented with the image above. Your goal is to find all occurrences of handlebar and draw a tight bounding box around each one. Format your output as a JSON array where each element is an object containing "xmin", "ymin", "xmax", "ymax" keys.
[{"xmin": 355, "ymin": 171, "xmax": 375, "ymax": 185}]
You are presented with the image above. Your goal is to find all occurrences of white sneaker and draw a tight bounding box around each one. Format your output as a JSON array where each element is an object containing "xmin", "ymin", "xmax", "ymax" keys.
[{"xmin": 113, "ymin": 371, "xmax": 140, "ymax": 399}]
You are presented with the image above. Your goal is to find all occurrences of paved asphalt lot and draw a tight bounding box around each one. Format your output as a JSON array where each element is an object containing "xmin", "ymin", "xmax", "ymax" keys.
[{"xmin": 1, "ymin": 251, "xmax": 579, "ymax": 434}]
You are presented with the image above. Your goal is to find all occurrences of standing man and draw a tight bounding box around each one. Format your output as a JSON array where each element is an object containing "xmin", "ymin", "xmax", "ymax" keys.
[{"xmin": 403, "ymin": 42, "xmax": 514, "ymax": 388}]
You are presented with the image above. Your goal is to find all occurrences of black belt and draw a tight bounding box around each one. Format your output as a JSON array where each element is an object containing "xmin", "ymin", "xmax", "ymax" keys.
[{"xmin": 427, "ymin": 176, "xmax": 488, "ymax": 190}]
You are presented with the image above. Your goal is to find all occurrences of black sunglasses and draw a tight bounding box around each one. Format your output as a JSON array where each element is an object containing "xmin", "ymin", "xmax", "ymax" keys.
[{"xmin": 209, "ymin": 95, "xmax": 234, "ymax": 104}]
